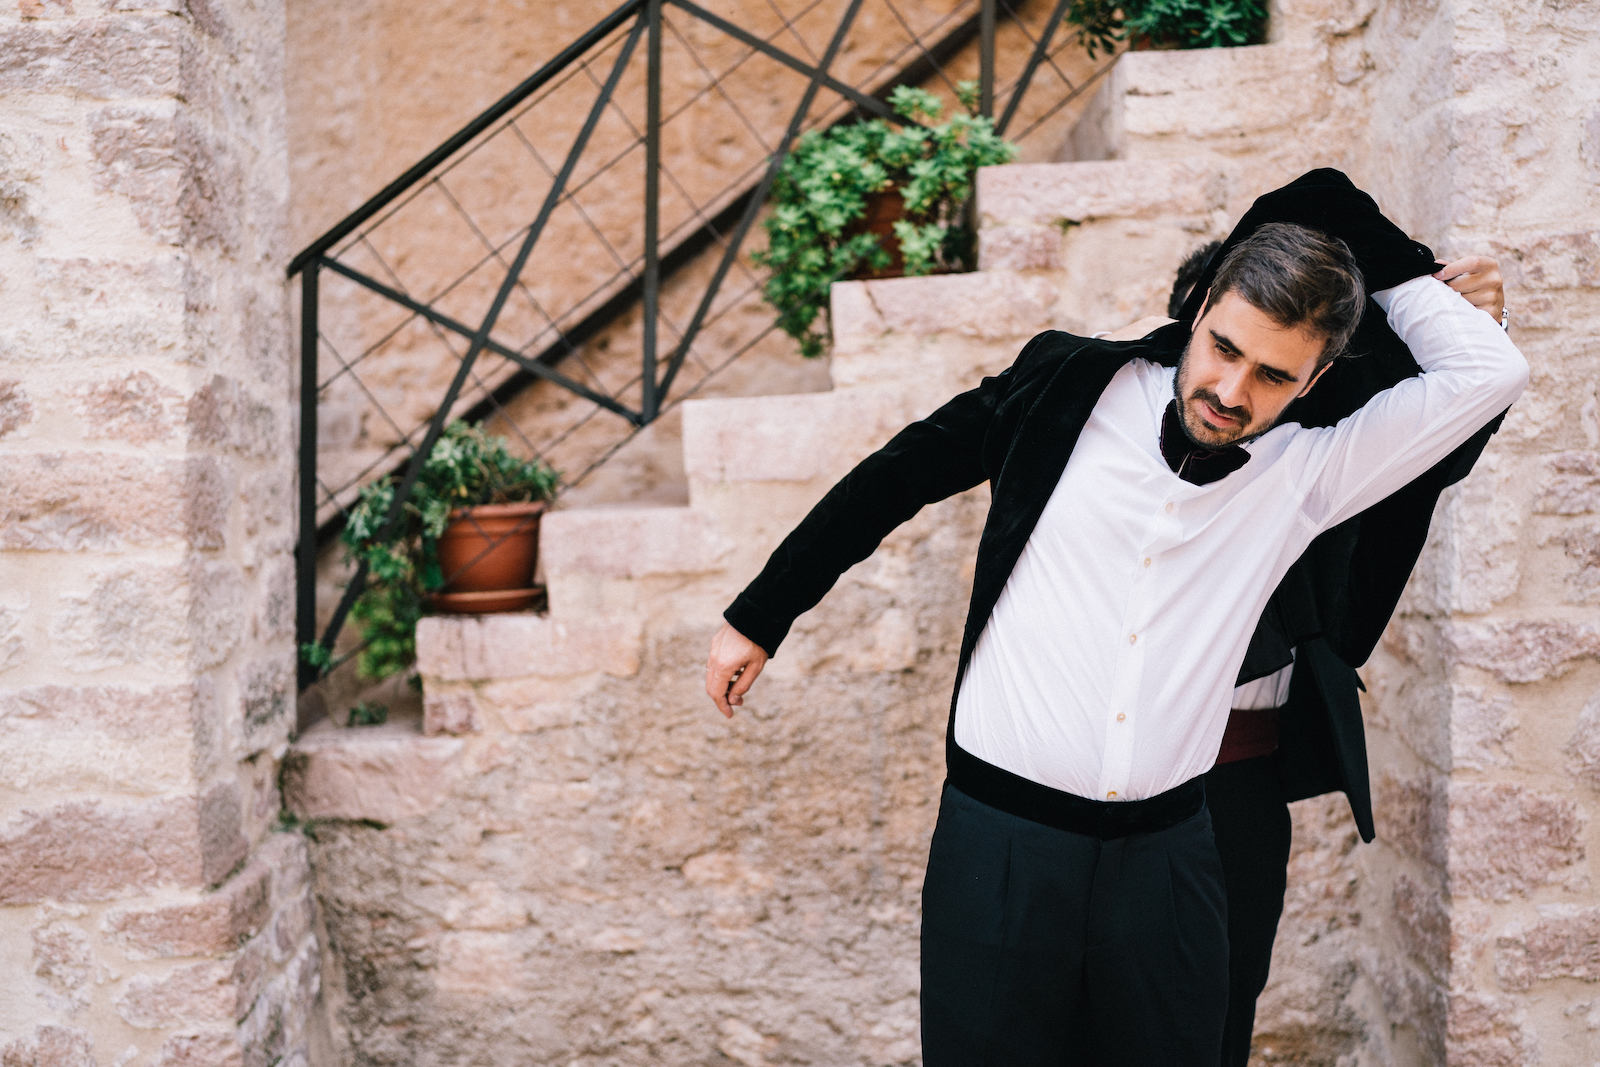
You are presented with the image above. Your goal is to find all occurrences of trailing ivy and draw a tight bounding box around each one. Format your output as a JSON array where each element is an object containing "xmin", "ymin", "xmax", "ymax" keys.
[
  {"xmin": 1064, "ymin": 0, "xmax": 1267, "ymax": 56},
  {"xmin": 313, "ymin": 421, "xmax": 559, "ymax": 684},
  {"xmin": 753, "ymin": 83, "xmax": 1016, "ymax": 358}
]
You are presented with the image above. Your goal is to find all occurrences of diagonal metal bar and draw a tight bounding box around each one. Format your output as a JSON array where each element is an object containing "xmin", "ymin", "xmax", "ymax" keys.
[
  {"xmin": 980, "ymin": 0, "xmax": 996, "ymax": 117},
  {"xmin": 314, "ymin": 18, "xmax": 650, "ymax": 654},
  {"xmin": 288, "ymin": 0, "xmax": 643, "ymax": 276},
  {"xmin": 668, "ymin": 0, "xmax": 895, "ymax": 121},
  {"xmin": 655, "ymin": 0, "xmax": 868, "ymax": 401},
  {"xmin": 641, "ymin": 0, "xmax": 663, "ymax": 420},
  {"xmin": 297, "ymin": 262, "xmax": 322, "ymax": 685},
  {"xmin": 320, "ymin": 257, "xmax": 640, "ymax": 422},
  {"xmin": 996, "ymin": 0, "xmax": 1074, "ymax": 136}
]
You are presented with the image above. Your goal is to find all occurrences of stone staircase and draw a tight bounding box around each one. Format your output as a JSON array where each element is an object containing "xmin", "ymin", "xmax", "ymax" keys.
[
  {"xmin": 285, "ymin": 154, "xmax": 1246, "ymax": 810},
  {"xmin": 279, "ymin": 38, "xmax": 1345, "ymax": 1062}
]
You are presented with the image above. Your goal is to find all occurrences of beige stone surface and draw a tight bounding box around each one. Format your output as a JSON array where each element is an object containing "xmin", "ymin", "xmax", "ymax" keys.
[{"xmin": 0, "ymin": 0, "xmax": 319, "ymax": 1060}]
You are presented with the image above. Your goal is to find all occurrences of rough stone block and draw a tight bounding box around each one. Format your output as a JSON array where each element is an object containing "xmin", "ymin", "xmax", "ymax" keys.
[
  {"xmin": 115, "ymin": 958, "xmax": 244, "ymax": 1028},
  {"xmin": 105, "ymin": 856, "xmax": 273, "ymax": 960},
  {"xmin": 417, "ymin": 614, "xmax": 643, "ymax": 683},
  {"xmin": 239, "ymin": 655, "xmax": 293, "ymax": 750},
  {"xmin": 540, "ymin": 506, "xmax": 734, "ymax": 580},
  {"xmin": 1445, "ymin": 992, "xmax": 1531, "ymax": 1066},
  {"xmin": 32, "ymin": 919, "xmax": 94, "ymax": 1012},
  {"xmin": 1116, "ymin": 45, "xmax": 1328, "ymax": 144},
  {"xmin": 1450, "ymin": 685, "xmax": 1516, "ymax": 770},
  {"xmin": 154, "ymin": 1030, "xmax": 243, "ymax": 1067},
  {"xmin": 977, "ymin": 159, "xmax": 1226, "ymax": 227},
  {"xmin": 88, "ymin": 102, "xmax": 243, "ymax": 251},
  {"xmin": 186, "ymin": 374, "xmax": 285, "ymax": 457},
  {"xmin": 1375, "ymin": 772, "xmax": 1448, "ymax": 870},
  {"xmin": 0, "ymin": 1025, "xmax": 96, "ymax": 1067},
  {"xmin": 0, "ymin": 790, "xmax": 242, "ymax": 903},
  {"xmin": 73, "ymin": 369, "xmax": 185, "ymax": 443},
  {"xmin": 48, "ymin": 560, "xmax": 244, "ymax": 672},
  {"xmin": 1449, "ymin": 782, "xmax": 1584, "ymax": 900},
  {"xmin": 0, "ymin": 453, "xmax": 228, "ymax": 551},
  {"xmin": 1519, "ymin": 230, "xmax": 1600, "ymax": 290},
  {"xmin": 683, "ymin": 388, "xmax": 934, "ymax": 486},
  {"xmin": 1566, "ymin": 688, "xmax": 1600, "ymax": 789},
  {"xmin": 1446, "ymin": 618, "xmax": 1600, "ymax": 683},
  {"xmin": 1393, "ymin": 873, "xmax": 1449, "ymax": 978},
  {"xmin": 977, "ymin": 224, "xmax": 1062, "ymax": 272},
  {"xmin": 282, "ymin": 718, "xmax": 464, "ymax": 822},
  {"xmin": 829, "ymin": 271, "xmax": 1056, "ymax": 351},
  {"xmin": 0, "ymin": 16, "xmax": 183, "ymax": 99},
  {"xmin": 1496, "ymin": 906, "xmax": 1600, "ymax": 991},
  {"xmin": 1535, "ymin": 451, "xmax": 1600, "ymax": 514},
  {"xmin": 422, "ymin": 688, "xmax": 481, "ymax": 736},
  {"xmin": 0, "ymin": 683, "xmax": 207, "ymax": 794},
  {"xmin": 0, "ymin": 379, "xmax": 35, "ymax": 438}
]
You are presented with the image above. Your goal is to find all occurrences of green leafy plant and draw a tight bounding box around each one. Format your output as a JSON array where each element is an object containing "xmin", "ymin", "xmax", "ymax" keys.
[
  {"xmin": 314, "ymin": 420, "xmax": 559, "ymax": 683},
  {"xmin": 753, "ymin": 82, "xmax": 1017, "ymax": 358},
  {"xmin": 1064, "ymin": 0, "xmax": 1266, "ymax": 55}
]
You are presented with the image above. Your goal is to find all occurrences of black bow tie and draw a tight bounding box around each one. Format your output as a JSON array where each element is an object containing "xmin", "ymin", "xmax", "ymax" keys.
[{"xmin": 1159, "ymin": 401, "xmax": 1250, "ymax": 486}]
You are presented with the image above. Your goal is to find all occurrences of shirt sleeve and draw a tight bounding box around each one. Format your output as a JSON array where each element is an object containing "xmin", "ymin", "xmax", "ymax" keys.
[
  {"xmin": 1296, "ymin": 275, "xmax": 1529, "ymax": 531},
  {"xmin": 722, "ymin": 333, "xmax": 1058, "ymax": 656}
]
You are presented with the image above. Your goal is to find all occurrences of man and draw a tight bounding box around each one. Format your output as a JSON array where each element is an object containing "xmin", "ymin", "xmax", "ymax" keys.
[
  {"xmin": 1100, "ymin": 243, "xmax": 1507, "ymax": 1065},
  {"xmin": 704, "ymin": 170, "xmax": 1527, "ymax": 1062}
]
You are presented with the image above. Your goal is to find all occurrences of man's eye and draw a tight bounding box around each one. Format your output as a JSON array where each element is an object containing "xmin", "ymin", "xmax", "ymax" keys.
[{"xmin": 1260, "ymin": 369, "xmax": 1288, "ymax": 385}]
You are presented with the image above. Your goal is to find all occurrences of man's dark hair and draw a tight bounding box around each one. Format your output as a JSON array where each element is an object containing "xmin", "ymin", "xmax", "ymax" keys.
[
  {"xmin": 1169, "ymin": 240, "xmax": 1221, "ymax": 319},
  {"xmin": 1206, "ymin": 222, "xmax": 1365, "ymax": 365}
]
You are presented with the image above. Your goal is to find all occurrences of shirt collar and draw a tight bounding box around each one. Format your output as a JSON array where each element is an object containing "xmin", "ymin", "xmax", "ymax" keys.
[{"xmin": 1159, "ymin": 400, "xmax": 1250, "ymax": 486}]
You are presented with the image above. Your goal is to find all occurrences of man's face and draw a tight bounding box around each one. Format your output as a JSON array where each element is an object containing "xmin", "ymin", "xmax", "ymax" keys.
[{"xmin": 1174, "ymin": 289, "xmax": 1332, "ymax": 448}]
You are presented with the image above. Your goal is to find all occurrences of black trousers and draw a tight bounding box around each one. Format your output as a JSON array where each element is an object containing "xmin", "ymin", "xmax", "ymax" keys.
[
  {"xmin": 1203, "ymin": 755, "xmax": 1294, "ymax": 1067},
  {"xmin": 920, "ymin": 782, "xmax": 1228, "ymax": 1065}
]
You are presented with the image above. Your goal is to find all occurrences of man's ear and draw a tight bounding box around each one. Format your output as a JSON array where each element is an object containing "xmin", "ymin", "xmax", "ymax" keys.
[
  {"xmin": 1193, "ymin": 286, "xmax": 1213, "ymax": 322},
  {"xmin": 1297, "ymin": 359, "xmax": 1335, "ymax": 398}
]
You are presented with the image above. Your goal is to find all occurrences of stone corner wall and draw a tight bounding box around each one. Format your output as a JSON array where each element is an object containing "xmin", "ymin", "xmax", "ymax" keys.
[{"xmin": 0, "ymin": 1, "xmax": 325, "ymax": 1063}]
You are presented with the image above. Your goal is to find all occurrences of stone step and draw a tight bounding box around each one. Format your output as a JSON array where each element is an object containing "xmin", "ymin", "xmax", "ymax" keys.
[
  {"xmin": 827, "ymin": 269, "xmax": 1059, "ymax": 356},
  {"xmin": 537, "ymin": 504, "xmax": 740, "ymax": 626},
  {"xmin": 1065, "ymin": 43, "xmax": 1329, "ymax": 163}
]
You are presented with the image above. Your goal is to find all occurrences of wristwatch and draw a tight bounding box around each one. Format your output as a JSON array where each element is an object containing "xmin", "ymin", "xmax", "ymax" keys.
[{"xmin": 1500, "ymin": 305, "xmax": 1511, "ymax": 332}]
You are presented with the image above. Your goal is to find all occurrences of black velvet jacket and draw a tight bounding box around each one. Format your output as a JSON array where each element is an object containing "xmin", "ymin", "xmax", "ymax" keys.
[{"xmin": 725, "ymin": 169, "xmax": 1505, "ymax": 843}]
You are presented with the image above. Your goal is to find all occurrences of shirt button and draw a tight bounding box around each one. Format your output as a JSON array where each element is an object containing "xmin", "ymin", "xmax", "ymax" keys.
[
  {"xmin": 1164, "ymin": 501, "xmax": 1174, "ymax": 513},
  {"xmin": 1106, "ymin": 790, "xmax": 1117, "ymax": 798},
  {"xmin": 1142, "ymin": 557, "xmax": 1152, "ymax": 568},
  {"xmin": 1116, "ymin": 712, "xmax": 1127, "ymax": 722},
  {"xmin": 1128, "ymin": 633, "xmax": 1138, "ymax": 645}
]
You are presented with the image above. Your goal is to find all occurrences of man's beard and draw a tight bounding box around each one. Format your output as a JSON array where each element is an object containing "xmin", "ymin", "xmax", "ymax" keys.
[{"xmin": 1171, "ymin": 345, "xmax": 1273, "ymax": 449}]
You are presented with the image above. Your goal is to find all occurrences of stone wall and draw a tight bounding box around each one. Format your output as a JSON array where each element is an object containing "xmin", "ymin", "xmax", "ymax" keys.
[
  {"xmin": 0, "ymin": 1, "xmax": 320, "ymax": 1063},
  {"xmin": 1349, "ymin": 0, "xmax": 1600, "ymax": 1060},
  {"xmin": 1061, "ymin": 2, "xmax": 1600, "ymax": 1061}
]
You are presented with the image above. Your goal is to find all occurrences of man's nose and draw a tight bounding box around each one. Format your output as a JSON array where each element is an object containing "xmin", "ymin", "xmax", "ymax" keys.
[{"xmin": 1215, "ymin": 365, "xmax": 1249, "ymax": 409}]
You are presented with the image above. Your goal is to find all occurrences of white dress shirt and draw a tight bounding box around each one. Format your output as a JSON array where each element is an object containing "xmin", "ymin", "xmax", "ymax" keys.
[{"xmin": 953, "ymin": 276, "xmax": 1528, "ymax": 801}]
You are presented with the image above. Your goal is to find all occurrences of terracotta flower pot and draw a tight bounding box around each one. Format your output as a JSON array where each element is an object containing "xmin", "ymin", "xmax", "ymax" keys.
[
  {"xmin": 845, "ymin": 189, "xmax": 908, "ymax": 280},
  {"xmin": 430, "ymin": 501, "xmax": 546, "ymax": 613}
]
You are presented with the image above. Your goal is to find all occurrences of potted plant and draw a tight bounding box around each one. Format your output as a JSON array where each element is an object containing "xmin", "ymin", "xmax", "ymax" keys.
[
  {"xmin": 1064, "ymin": 0, "xmax": 1266, "ymax": 56},
  {"xmin": 325, "ymin": 420, "xmax": 559, "ymax": 683},
  {"xmin": 753, "ymin": 82, "xmax": 1017, "ymax": 358}
]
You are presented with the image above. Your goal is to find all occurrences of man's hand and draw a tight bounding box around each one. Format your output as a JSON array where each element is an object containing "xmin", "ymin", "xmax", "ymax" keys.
[
  {"xmin": 705, "ymin": 622, "xmax": 769, "ymax": 719},
  {"xmin": 1434, "ymin": 256, "xmax": 1505, "ymax": 321},
  {"xmin": 1098, "ymin": 314, "xmax": 1174, "ymax": 342}
]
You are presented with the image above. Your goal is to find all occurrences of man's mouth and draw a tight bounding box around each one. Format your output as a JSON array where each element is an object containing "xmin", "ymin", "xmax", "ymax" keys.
[{"xmin": 1195, "ymin": 396, "xmax": 1242, "ymax": 430}]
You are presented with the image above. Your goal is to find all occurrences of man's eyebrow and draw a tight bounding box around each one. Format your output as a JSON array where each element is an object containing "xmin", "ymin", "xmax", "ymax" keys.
[{"xmin": 1209, "ymin": 328, "xmax": 1299, "ymax": 382}]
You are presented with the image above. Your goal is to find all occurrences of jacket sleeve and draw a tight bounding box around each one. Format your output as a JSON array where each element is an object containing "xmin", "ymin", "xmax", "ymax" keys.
[{"xmin": 723, "ymin": 331, "xmax": 1058, "ymax": 656}]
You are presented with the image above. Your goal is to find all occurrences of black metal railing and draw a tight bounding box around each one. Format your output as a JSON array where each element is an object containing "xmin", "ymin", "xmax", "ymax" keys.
[{"xmin": 291, "ymin": 0, "xmax": 1114, "ymax": 686}]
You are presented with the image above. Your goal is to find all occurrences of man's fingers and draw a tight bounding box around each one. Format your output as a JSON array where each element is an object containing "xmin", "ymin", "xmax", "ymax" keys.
[
  {"xmin": 704, "ymin": 622, "xmax": 770, "ymax": 718},
  {"xmin": 727, "ymin": 661, "xmax": 761, "ymax": 707},
  {"xmin": 1433, "ymin": 255, "xmax": 1505, "ymax": 321},
  {"xmin": 705, "ymin": 662, "xmax": 736, "ymax": 718}
]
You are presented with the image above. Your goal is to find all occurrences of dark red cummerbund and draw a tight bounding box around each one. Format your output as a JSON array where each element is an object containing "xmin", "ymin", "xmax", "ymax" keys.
[{"xmin": 1215, "ymin": 705, "xmax": 1281, "ymax": 765}]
